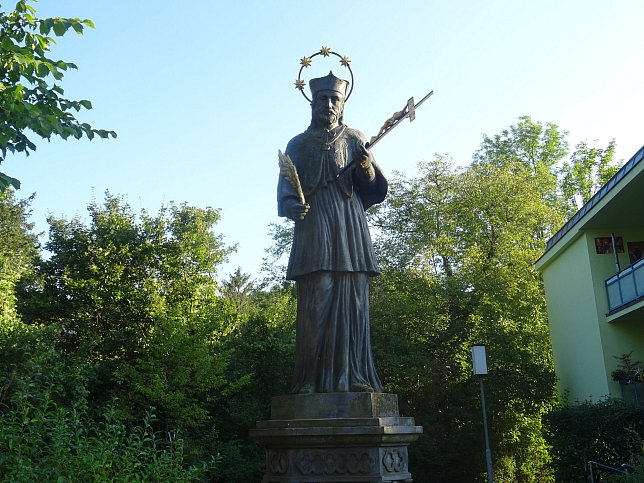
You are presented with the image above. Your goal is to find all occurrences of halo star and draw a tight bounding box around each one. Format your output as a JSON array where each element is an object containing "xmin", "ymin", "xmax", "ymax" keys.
[{"xmin": 294, "ymin": 47, "xmax": 354, "ymax": 102}]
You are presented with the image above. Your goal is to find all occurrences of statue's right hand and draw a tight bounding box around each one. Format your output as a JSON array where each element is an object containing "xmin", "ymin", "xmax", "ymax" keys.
[{"xmin": 287, "ymin": 203, "xmax": 310, "ymax": 221}]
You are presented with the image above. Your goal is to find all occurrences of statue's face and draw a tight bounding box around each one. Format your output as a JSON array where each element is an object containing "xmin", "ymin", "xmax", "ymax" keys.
[{"xmin": 312, "ymin": 90, "xmax": 344, "ymax": 127}]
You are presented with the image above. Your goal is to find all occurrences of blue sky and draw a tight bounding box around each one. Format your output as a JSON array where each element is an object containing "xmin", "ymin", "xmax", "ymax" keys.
[{"xmin": 6, "ymin": 0, "xmax": 644, "ymax": 280}]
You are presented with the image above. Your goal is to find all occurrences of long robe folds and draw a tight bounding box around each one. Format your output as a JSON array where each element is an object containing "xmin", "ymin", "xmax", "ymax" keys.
[{"xmin": 277, "ymin": 124, "xmax": 387, "ymax": 393}]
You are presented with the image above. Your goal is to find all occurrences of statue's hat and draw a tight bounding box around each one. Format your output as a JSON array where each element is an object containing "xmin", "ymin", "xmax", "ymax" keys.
[{"xmin": 309, "ymin": 71, "xmax": 349, "ymax": 99}]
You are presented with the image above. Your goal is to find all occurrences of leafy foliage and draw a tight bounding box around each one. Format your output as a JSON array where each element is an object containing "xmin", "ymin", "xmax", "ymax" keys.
[
  {"xmin": 368, "ymin": 116, "xmax": 621, "ymax": 481},
  {"xmin": 1, "ymin": 193, "xmax": 240, "ymax": 479},
  {"xmin": 212, "ymin": 285, "xmax": 297, "ymax": 481},
  {"xmin": 474, "ymin": 115, "xmax": 568, "ymax": 173},
  {"xmin": 260, "ymin": 219, "xmax": 294, "ymax": 287},
  {"xmin": 1, "ymin": 395, "xmax": 216, "ymax": 481},
  {"xmin": 0, "ymin": 189, "xmax": 36, "ymax": 324},
  {"xmin": 0, "ymin": 0, "xmax": 116, "ymax": 191},
  {"xmin": 0, "ymin": 115, "xmax": 628, "ymax": 481},
  {"xmin": 560, "ymin": 139, "xmax": 618, "ymax": 216},
  {"xmin": 611, "ymin": 352, "xmax": 644, "ymax": 385},
  {"xmin": 220, "ymin": 266, "xmax": 255, "ymax": 312},
  {"xmin": 544, "ymin": 398, "xmax": 644, "ymax": 482},
  {"xmin": 0, "ymin": 315, "xmax": 218, "ymax": 480},
  {"xmin": 20, "ymin": 194, "xmax": 231, "ymax": 340},
  {"xmin": 16, "ymin": 194, "xmax": 239, "ymax": 433}
]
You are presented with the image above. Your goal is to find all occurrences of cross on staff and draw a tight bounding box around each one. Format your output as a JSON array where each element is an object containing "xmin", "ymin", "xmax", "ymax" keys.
[
  {"xmin": 367, "ymin": 90, "xmax": 434, "ymax": 149},
  {"xmin": 407, "ymin": 97, "xmax": 417, "ymax": 122},
  {"xmin": 334, "ymin": 89, "xmax": 434, "ymax": 176}
]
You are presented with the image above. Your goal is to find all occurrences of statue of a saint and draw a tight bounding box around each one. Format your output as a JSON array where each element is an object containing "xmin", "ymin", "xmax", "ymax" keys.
[{"xmin": 277, "ymin": 72, "xmax": 387, "ymax": 394}]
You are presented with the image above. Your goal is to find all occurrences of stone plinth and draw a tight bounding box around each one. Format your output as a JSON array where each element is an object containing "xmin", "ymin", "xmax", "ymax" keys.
[{"xmin": 250, "ymin": 393, "xmax": 422, "ymax": 482}]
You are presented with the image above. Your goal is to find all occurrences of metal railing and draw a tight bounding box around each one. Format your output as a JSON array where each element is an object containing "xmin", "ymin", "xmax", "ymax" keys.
[
  {"xmin": 606, "ymin": 258, "xmax": 644, "ymax": 312},
  {"xmin": 589, "ymin": 460, "xmax": 634, "ymax": 482}
]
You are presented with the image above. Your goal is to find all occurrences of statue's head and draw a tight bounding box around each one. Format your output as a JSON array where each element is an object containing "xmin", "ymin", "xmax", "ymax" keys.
[{"xmin": 309, "ymin": 71, "xmax": 348, "ymax": 128}]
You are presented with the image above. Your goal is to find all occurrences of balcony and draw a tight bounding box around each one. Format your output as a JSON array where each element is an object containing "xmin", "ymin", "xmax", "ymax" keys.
[{"xmin": 606, "ymin": 258, "xmax": 644, "ymax": 313}]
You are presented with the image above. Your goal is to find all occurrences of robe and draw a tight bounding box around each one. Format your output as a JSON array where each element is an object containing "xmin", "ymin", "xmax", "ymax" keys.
[{"xmin": 277, "ymin": 124, "xmax": 387, "ymax": 393}]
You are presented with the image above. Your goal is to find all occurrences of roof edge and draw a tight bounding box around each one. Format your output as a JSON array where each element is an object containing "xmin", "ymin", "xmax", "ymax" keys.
[{"xmin": 543, "ymin": 143, "xmax": 644, "ymax": 254}]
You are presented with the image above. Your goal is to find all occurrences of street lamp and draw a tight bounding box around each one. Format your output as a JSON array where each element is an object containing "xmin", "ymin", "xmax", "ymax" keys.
[{"xmin": 472, "ymin": 344, "xmax": 494, "ymax": 483}]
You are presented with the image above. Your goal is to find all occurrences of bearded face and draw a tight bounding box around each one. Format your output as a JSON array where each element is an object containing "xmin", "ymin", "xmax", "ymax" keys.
[{"xmin": 312, "ymin": 90, "xmax": 345, "ymax": 128}]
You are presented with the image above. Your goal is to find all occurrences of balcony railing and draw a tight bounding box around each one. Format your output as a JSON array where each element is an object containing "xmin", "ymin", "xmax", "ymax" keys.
[{"xmin": 606, "ymin": 258, "xmax": 644, "ymax": 312}]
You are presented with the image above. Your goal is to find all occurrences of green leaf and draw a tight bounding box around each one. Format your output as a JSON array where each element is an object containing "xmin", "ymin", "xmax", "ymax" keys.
[
  {"xmin": 36, "ymin": 62, "xmax": 50, "ymax": 77},
  {"xmin": 13, "ymin": 52, "xmax": 28, "ymax": 67},
  {"xmin": 34, "ymin": 33, "xmax": 51, "ymax": 51},
  {"xmin": 0, "ymin": 3, "xmax": 116, "ymax": 179},
  {"xmin": 52, "ymin": 19, "xmax": 69, "ymax": 36},
  {"xmin": 0, "ymin": 172, "xmax": 21, "ymax": 192},
  {"xmin": 71, "ymin": 21, "xmax": 84, "ymax": 34},
  {"xmin": 40, "ymin": 18, "xmax": 54, "ymax": 35}
]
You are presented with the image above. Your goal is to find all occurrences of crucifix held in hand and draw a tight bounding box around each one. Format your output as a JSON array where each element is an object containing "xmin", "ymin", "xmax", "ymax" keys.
[{"xmin": 368, "ymin": 90, "xmax": 434, "ymax": 149}]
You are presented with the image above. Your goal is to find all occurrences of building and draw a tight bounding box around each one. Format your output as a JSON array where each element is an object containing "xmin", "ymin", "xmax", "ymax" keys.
[{"xmin": 535, "ymin": 144, "xmax": 644, "ymax": 402}]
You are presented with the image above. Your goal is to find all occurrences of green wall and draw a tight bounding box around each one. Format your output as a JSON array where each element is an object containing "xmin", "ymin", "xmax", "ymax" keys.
[
  {"xmin": 542, "ymin": 228, "xmax": 644, "ymax": 402},
  {"xmin": 587, "ymin": 228, "xmax": 644, "ymax": 399},
  {"xmin": 542, "ymin": 233, "xmax": 609, "ymax": 401}
]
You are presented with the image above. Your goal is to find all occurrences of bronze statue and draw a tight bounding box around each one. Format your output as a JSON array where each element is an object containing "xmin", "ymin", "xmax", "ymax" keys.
[
  {"xmin": 277, "ymin": 70, "xmax": 387, "ymax": 394},
  {"xmin": 252, "ymin": 52, "xmax": 425, "ymax": 483}
]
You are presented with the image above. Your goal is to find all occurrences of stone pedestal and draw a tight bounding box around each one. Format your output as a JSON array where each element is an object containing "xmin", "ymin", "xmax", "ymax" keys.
[{"xmin": 250, "ymin": 393, "xmax": 422, "ymax": 482}]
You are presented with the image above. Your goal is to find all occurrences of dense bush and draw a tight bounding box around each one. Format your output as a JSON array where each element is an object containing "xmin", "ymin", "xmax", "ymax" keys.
[
  {"xmin": 543, "ymin": 398, "xmax": 644, "ymax": 482},
  {"xmin": 0, "ymin": 327, "xmax": 218, "ymax": 481}
]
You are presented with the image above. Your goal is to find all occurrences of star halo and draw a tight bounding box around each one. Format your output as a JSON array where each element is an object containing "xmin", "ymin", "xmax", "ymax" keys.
[{"xmin": 295, "ymin": 46, "xmax": 354, "ymax": 103}]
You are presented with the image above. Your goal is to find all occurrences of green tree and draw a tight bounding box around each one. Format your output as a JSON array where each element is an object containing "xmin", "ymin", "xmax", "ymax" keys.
[
  {"xmin": 0, "ymin": 0, "xmax": 116, "ymax": 191},
  {"xmin": 17, "ymin": 194, "xmax": 236, "ymax": 430},
  {"xmin": 473, "ymin": 116, "xmax": 621, "ymax": 217},
  {"xmin": 260, "ymin": 219, "xmax": 294, "ymax": 287},
  {"xmin": 2, "ymin": 193, "xmax": 252, "ymax": 479},
  {"xmin": 0, "ymin": 189, "xmax": 36, "ymax": 325},
  {"xmin": 474, "ymin": 115, "xmax": 568, "ymax": 175},
  {"xmin": 369, "ymin": 117, "xmax": 585, "ymax": 481},
  {"xmin": 372, "ymin": 154, "xmax": 459, "ymax": 274},
  {"xmin": 0, "ymin": 350, "xmax": 216, "ymax": 481},
  {"xmin": 215, "ymin": 285, "xmax": 297, "ymax": 481},
  {"xmin": 114, "ymin": 302, "xmax": 237, "ymax": 432},
  {"xmin": 560, "ymin": 139, "xmax": 618, "ymax": 216},
  {"xmin": 221, "ymin": 266, "xmax": 255, "ymax": 313}
]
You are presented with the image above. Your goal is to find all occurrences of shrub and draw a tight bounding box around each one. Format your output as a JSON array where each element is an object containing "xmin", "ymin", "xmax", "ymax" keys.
[
  {"xmin": 0, "ymin": 326, "xmax": 218, "ymax": 481},
  {"xmin": 543, "ymin": 398, "xmax": 644, "ymax": 482}
]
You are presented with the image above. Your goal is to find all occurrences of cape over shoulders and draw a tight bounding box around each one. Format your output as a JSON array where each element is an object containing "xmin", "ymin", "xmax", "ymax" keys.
[{"xmin": 286, "ymin": 125, "xmax": 367, "ymax": 152}]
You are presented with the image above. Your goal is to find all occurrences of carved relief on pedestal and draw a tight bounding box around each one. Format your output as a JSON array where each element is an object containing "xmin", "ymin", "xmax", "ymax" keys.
[
  {"xmin": 295, "ymin": 450, "xmax": 376, "ymax": 476},
  {"xmin": 383, "ymin": 448, "xmax": 408, "ymax": 473},
  {"xmin": 267, "ymin": 449, "xmax": 289, "ymax": 475}
]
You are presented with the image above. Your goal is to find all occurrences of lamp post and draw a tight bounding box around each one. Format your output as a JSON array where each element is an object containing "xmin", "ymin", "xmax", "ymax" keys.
[{"xmin": 472, "ymin": 344, "xmax": 494, "ymax": 483}]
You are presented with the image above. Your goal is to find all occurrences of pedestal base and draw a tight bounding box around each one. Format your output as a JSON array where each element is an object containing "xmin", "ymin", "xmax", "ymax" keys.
[{"xmin": 250, "ymin": 393, "xmax": 422, "ymax": 482}]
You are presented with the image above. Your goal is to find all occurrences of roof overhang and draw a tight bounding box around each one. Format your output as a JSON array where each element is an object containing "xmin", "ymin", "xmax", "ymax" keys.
[{"xmin": 536, "ymin": 144, "xmax": 644, "ymax": 271}]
